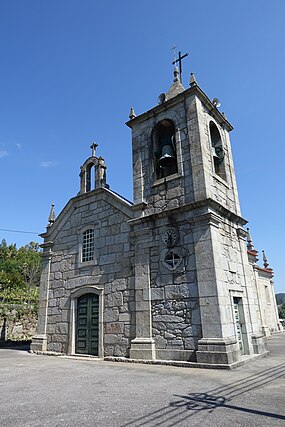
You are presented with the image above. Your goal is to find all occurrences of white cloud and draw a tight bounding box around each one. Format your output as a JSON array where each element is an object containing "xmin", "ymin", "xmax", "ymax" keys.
[
  {"xmin": 0, "ymin": 145, "xmax": 8, "ymax": 158},
  {"xmin": 39, "ymin": 161, "xmax": 59, "ymax": 168},
  {"xmin": 16, "ymin": 143, "xmax": 22, "ymax": 150}
]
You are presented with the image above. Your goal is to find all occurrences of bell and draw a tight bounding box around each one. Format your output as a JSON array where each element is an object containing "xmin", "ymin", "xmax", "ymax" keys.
[
  {"xmin": 212, "ymin": 145, "xmax": 219, "ymax": 159},
  {"xmin": 159, "ymin": 144, "xmax": 176, "ymax": 168}
]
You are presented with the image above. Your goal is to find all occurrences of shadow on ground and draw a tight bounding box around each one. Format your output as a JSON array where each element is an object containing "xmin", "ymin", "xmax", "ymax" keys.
[
  {"xmin": 121, "ymin": 362, "xmax": 285, "ymax": 426},
  {"xmin": 0, "ymin": 340, "xmax": 30, "ymax": 351}
]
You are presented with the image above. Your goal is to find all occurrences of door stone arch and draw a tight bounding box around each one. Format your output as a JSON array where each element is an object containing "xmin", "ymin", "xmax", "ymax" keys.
[{"xmin": 68, "ymin": 286, "xmax": 104, "ymax": 357}]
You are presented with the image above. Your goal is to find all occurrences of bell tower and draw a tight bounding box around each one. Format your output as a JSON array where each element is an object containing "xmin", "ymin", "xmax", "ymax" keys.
[
  {"xmin": 127, "ymin": 67, "xmax": 241, "ymax": 218},
  {"xmin": 127, "ymin": 64, "xmax": 266, "ymax": 365}
]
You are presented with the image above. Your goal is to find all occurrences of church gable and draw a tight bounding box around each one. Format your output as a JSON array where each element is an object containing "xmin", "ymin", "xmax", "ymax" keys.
[
  {"xmin": 47, "ymin": 188, "xmax": 132, "ymax": 269},
  {"xmin": 33, "ymin": 148, "xmax": 135, "ymax": 356}
]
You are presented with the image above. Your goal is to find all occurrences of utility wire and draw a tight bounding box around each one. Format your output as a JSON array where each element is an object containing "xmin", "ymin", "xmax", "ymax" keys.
[{"xmin": 0, "ymin": 228, "xmax": 40, "ymax": 235}]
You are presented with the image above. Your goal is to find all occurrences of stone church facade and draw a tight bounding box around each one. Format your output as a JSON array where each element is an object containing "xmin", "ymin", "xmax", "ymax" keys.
[{"xmin": 31, "ymin": 68, "xmax": 281, "ymax": 366}]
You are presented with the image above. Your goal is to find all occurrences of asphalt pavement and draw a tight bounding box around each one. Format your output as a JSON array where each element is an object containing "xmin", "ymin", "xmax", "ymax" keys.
[{"xmin": 0, "ymin": 333, "xmax": 284, "ymax": 426}]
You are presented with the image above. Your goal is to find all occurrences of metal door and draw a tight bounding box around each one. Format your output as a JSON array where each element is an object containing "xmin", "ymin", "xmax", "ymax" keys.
[{"xmin": 76, "ymin": 293, "xmax": 99, "ymax": 355}]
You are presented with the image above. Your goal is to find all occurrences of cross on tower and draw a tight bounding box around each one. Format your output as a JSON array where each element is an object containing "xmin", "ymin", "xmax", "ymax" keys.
[
  {"xmin": 90, "ymin": 142, "xmax": 98, "ymax": 157},
  {"xmin": 172, "ymin": 50, "xmax": 189, "ymax": 83}
]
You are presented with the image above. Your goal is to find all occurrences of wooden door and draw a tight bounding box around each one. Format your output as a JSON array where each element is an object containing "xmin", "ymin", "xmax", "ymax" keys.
[{"xmin": 76, "ymin": 293, "xmax": 99, "ymax": 356}]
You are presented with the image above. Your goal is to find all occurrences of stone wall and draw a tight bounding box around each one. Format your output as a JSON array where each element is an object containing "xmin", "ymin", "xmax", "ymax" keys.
[
  {"xmin": 0, "ymin": 305, "xmax": 37, "ymax": 341},
  {"xmin": 35, "ymin": 188, "xmax": 135, "ymax": 356}
]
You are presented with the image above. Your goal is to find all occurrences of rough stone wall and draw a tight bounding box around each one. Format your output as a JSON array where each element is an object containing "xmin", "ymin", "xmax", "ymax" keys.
[
  {"xmin": 257, "ymin": 274, "xmax": 279, "ymax": 333},
  {"xmin": 44, "ymin": 190, "xmax": 134, "ymax": 356},
  {"xmin": 0, "ymin": 306, "xmax": 37, "ymax": 341},
  {"xmin": 214, "ymin": 220, "xmax": 265, "ymax": 344},
  {"xmin": 148, "ymin": 218, "xmax": 201, "ymax": 360},
  {"xmin": 103, "ymin": 277, "xmax": 135, "ymax": 357},
  {"xmin": 196, "ymin": 99, "xmax": 241, "ymax": 216},
  {"xmin": 220, "ymin": 221, "xmax": 245, "ymax": 290},
  {"xmin": 132, "ymin": 94, "xmax": 241, "ymax": 218},
  {"xmin": 247, "ymin": 260, "xmax": 263, "ymax": 329},
  {"xmin": 132, "ymin": 101, "xmax": 189, "ymax": 215},
  {"xmin": 146, "ymin": 176, "xmax": 185, "ymax": 216}
]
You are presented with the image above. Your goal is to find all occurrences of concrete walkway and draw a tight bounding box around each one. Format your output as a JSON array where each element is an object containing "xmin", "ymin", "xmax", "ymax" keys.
[{"xmin": 0, "ymin": 333, "xmax": 284, "ymax": 426}]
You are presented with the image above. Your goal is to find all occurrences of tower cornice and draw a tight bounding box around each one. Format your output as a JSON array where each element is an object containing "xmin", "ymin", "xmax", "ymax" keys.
[
  {"xmin": 126, "ymin": 84, "xmax": 233, "ymax": 132},
  {"xmin": 129, "ymin": 197, "xmax": 247, "ymax": 226}
]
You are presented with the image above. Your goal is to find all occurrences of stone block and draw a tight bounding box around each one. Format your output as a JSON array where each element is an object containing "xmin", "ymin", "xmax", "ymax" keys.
[
  {"xmin": 165, "ymin": 332, "xmax": 176, "ymax": 339},
  {"xmin": 111, "ymin": 279, "xmax": 127, "ymax": 292},
  {"xmin": 104, "ymin": 308, "xmax": 119, "ymax": 322},
  {"xmin": 153, "ymin": 315, "xmax": 184, "ymax": 323},
  {"xmin": 124, "ymin": 324, "xmax": 131, "ymax": 338},
  {"xmin": 55, "ymin": 323, "xmax": 69, "ymax": 335},
  {"xmin": 104, "ymin": 334, "xmax": 122, "ymax": 344},
  {"xmin": 61, "ymin": 310, "xmax": 69, "ymax": 322},
  {"xmin": 165, "ymin": 284, "xmax": 190, "ymax": 300},
  {"xmin": 154, "ymin": 335, "xmax": 167, "ymax": 349},
  {"xmin": 104, "ymin": 346, "xmax": 115, "ymax": 356},
  {"xmin": 52, "ymin": 334, "xmax": 67, "ymax": 343},
  {"xmin": 48, "ymin": 298, "xmax": 57, "ymax": 308},
  {"xmin": 114, "ymin": 345, "xmax": 127, "ymax": 357},
  {"xmin": 167, "ymin": 338, "xmax": 183, "ymax": 348},
  {"xmin": 54, "ymin": 288, "xmax": 65, "ymax": 299},
  {"xmin": 105, "ymin": 292, "xmax": 123, "ymax": 308},
  {"xmin": 47, "ymin": 342, "xmax": 62, "ymax": 353},
  {"xmin": 104, "ymin": 283, "xmax": 112, "ymax": 295},
  {"xmin": 119, "ymin": 304, "xmax": 128, "ymax": 313},
  {"xmin": 59, "ymin": 298, "xmax": 69, "ymax": 310},
  {"xmin": 46, "ymin": 324, "xmax": 56, "ymax": 334},
  {"xmin": 105, "ymin": 322, "xmax": 124, "ymax": 334},
  {"xmin": 165, "ymin": 322, "xmax": 187, "ymax": 331},
  {"xmin": 100, "ymin": 254, "xmax": 116, "ymax": 265},
  {"xmin": 151, "ymin": 288, "xmax": 164, "ymax": 301},
  {"xmin": 156, "ymin": 349, "xmax": 196, "ymax": 362},
  {"xmin": 182, "ymin": 326, "xmax": 193, "ymax": 337}
]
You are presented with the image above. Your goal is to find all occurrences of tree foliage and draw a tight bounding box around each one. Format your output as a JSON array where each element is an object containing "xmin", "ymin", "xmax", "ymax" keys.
[
  {"xmin": 278, "ymin": 303, "xmax": 285, "ymax": 319},
  {"xmin": 276, "ymin": 293, "xmax": 285, "ymax": 305},
  {"xmin": 0, "ymin": 240, "xmax": 41, "ymax": 304}
]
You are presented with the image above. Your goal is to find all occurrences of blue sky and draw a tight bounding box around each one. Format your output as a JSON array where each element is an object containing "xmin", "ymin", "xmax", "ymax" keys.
[{"xmin": 0, "ymin": 1, "xmax": 284, "ymax": 293}]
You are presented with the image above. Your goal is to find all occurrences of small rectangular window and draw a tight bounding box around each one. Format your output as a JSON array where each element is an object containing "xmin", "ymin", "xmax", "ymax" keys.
[{"xmin": 82, "ymin": 229, "xmax": 94, "ymax": 262}]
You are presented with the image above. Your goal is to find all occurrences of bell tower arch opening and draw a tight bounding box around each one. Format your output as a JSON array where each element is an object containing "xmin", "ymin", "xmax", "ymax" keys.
[
  {"xmin": 86, "ymin": 163, "xmax": 95, "ymax": 192},
  {"xmin": 209, "ymin": 121, "xmax": 226, "ymax": 180},
  {"xmin": 79, "ymin": 144, "xmax": 109, "ymax": 194},
  {"xmin": 153, "ymin": 119, "xmax": 178, "ymax": 180}
]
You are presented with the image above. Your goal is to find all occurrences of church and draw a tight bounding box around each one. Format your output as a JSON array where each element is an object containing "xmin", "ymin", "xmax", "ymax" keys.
[{"xmin": 31, "ymin": 64, "xmax": 281, "ymax": 367}]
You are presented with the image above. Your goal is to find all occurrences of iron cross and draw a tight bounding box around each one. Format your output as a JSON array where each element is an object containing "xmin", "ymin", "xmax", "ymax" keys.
[{"xmin": 172, "ymin": 50, "xmax": 189, "ymax": 83}]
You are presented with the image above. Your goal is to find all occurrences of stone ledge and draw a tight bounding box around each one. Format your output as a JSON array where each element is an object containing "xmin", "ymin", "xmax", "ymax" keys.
[
  {"xmin": 29, "ymin": 350, "xmax": 64, "ymax": 356},
  {"xmin": 29, "ymin": 350, "xmax": 270, "ymax": 369},
  {"xmin": 104, "ymin": 351, "xmax": 269, "ymax": 370}
]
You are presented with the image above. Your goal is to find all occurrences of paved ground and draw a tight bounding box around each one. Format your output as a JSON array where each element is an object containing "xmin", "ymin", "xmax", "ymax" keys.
[{"xmin": 0, "ymin": 334, "xmax": 284, "ymax": 427}]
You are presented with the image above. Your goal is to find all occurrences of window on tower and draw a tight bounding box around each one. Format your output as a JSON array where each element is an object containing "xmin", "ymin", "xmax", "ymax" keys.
[
  {"xmin": 153, "ymin": 120, "xmax": 178, "ymax": 179},
  {"xmin": 209, "ymin": 121, "xmax": 226, "ymax": 180}
]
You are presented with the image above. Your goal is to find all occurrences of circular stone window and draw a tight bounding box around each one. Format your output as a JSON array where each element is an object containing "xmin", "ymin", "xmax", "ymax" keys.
[{"xmin": 162, "ymin": 249, "xmax": 183, "ymax": 271}]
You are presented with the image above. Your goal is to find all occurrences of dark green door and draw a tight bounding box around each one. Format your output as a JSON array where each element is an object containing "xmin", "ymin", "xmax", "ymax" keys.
[
  {"xmin": 233, "ymin": 297, "xmax": 244, "ymax": 355},
  {"xmin": 76, "ymin": 293, "xmax": 99, "ymax": 356}
]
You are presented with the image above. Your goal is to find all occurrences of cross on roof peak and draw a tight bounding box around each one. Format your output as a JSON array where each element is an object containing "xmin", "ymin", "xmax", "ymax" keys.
[
  {"xmin": 90, "ymin": 142, "xmax": 98, "ymax": 157},
  {"xmin": 172, "ymin": 50, "xmax": 189, "ymax": 83}
]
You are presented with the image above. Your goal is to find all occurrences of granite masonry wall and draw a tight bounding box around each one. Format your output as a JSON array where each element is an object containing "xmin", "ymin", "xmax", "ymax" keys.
[{"xmin": 41, "ymin": 189, "xmax": 135, "ymax": 356}]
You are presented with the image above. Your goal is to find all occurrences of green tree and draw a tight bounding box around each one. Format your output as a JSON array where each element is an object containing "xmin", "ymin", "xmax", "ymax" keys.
[
  {"xmin": 276, "ymin": 293, "xmax": 285, "ymax": 305},
  {"xmin": 0, "ymin": 240, "xmax": 41, "ymax": 304},
  {"xmin": 278, "ymin": 303, "xmax": 285, "ymax": 319}
]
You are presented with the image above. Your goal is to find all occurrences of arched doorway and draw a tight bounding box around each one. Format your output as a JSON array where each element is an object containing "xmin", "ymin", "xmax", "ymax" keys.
[{"xmin": 75, "ymin": 293, "xmax": 99, "ymax": 355}]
